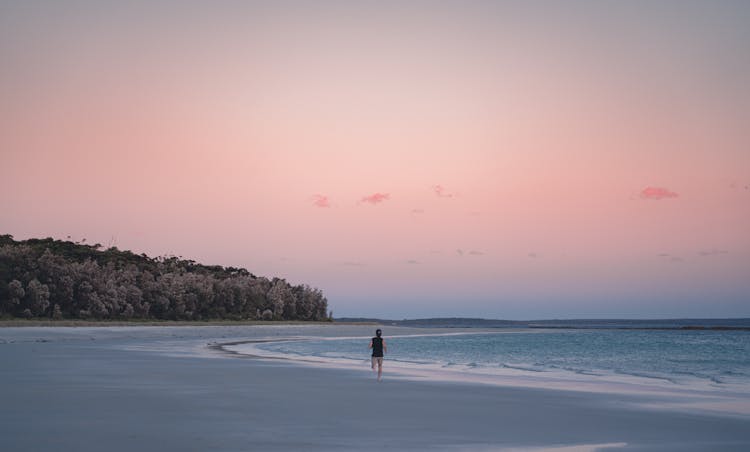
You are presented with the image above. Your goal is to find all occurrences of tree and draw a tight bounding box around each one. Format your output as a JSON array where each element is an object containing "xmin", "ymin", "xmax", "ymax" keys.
[
  {"xmin": 52, "ymin": 304, "xmax": 63, "ymax": 320},
  {"xmin": 25, "ymin": 279, "xmax": 50, "ymax": 316},
  {"xmin": 8, "ymin": 279, "xmax": 24, "ymax": 305},
  {"xmin": 0, "ymin": 236, "xmax": 329, "ymax": 321},
  {"xmin": 267, "ymin": 279, "xmax": 295, "ymax": 320}
]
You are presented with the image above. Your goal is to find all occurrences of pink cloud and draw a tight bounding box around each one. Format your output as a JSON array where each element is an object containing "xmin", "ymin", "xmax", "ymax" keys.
[
  {"xmin": 640, "ymin": 186, "xmax": 678, "ymax": 200},
  {"xmin": 433, "ymin": 185, "xmax": 454, "ymax": 198},
  {"xmin": 361, "ymin": 192, "xmax": 390, "ymax": 205},
  {"xmin": 312, "ymin": 194, "xmax": 330, "ymax": 208}
]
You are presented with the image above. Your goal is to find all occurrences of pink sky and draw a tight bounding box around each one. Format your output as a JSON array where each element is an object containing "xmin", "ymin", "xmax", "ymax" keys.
[{"xmin": 2, "ymin": 1, "xmax": 749, "ymax": 318}]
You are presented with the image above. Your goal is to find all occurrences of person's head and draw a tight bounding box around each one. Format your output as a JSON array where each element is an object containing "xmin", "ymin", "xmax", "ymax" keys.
[{"xmin": 375, "ymin": 329, "xmax": 382, "ymax": 338}]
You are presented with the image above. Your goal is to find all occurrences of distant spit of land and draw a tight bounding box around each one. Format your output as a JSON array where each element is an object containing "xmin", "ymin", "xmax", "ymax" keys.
[
  {"xmin": 3, "ymin": 316, "xmax": 749, "ymax": 330},
  {"xmin": 336, "ymin": 317, "xmax": 750, "ymax": 331}
]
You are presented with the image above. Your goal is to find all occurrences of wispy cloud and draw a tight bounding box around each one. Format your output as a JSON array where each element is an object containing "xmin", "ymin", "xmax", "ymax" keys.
[
  {"xmin": 433, "ymin": 185, "xmax": 454, "ymax": 198},
  {"xmin": 406, "ymin": 259, "xmax": 420, "ymax": 264},
  {"xmin": 311, "ymin": 194, "xmax": 330, "ymax": 208},
  {"xmin": 640, "ymin": 186, "xmax": 678, "ymax": 200},
  {"xmin": 527, "ymin": 252, "xmax": 538, "ymax": 258},
  {"xmin": 698, "ymin": 249, "xmax": 729, "ymax": 257},
  {"xmin": 411, "ymin": 208, "xmax": 425, "ymax": 214},
  {"xmin": 456, "ymin": 249, "xmax": 484, "ymax": 257},
  {"xmin": 338, "ymin": 261, "xmax": 365, "ymax": 267},
  {"xmin": 361, "ymin": 192, "xmax": 390, "ymax": 205},
  {"xmin": 657, "ymin": 253, "xmax": 684, "ymax": 263}
]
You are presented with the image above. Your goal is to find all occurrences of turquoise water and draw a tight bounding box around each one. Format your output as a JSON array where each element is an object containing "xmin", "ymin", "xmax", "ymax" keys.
[{"xmin": 253, "ymin": 329, "xmax": 750, "ymax": 388}]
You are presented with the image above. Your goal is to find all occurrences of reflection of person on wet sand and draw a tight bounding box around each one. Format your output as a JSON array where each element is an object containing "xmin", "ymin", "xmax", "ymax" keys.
[{"xmin": 368, "ymin": 329, "xmax": 387, "ymax": 381}]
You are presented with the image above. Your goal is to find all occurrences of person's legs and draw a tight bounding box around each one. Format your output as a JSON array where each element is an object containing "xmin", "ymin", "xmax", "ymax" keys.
[
  {"xmin": 371, "ymin": 357, "xmax": 377, "ymax": 371},
  {"xmin": 377, "ymin": 357, "xmax": 383, "ymax": 381}
]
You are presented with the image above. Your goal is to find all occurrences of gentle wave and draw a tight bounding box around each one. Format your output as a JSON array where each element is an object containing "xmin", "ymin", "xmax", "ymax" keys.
[{"xmin": 226, "ymin": 329, "xmax": 750, "ymax": 396}]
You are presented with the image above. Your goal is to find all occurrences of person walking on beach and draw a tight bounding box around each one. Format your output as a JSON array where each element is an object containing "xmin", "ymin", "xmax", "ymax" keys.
[{"xmin": 369, "ymin": 329, "xmax": 387, "ymax": 381}]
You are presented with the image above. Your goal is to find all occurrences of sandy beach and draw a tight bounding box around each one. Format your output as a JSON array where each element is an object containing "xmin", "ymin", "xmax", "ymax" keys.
[{"xmin": 1, "ymin": 325, "xmax": 749, "ymax": 451}]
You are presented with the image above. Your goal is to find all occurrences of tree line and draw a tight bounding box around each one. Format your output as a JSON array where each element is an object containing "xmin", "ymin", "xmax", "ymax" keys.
[{"xmin": 0, "ymin": 235, "xmax": 330, "ymax": 321}]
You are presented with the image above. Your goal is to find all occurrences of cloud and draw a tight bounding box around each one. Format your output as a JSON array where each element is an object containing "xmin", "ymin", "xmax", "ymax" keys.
[
  {"xmin": 433, "ymin": 185, "xmax": 454, "ymax": 198},
  {"xmin": 657, "ymin": 253, "xmax": 684, "ymax": 263},
  {"xmin": 411, "ymin": 208, "xmax": 425, "ymax": 214},
  {"xmin": 698, "ymin": 249, "xmax": 729, "ymax": 257},
  {"xmin": 640, "ymin": 186, "xmax": 678, "ymax": 200},
  {"xmin": 361, "ymin": 192, "xmax": 390, "ymax": 205},
  {"xmin": 312, "ymin": 194, "xmax": 330, "ymax": 208},
  {"xmin": 527, "ymin": 252, "xmax": 538, "ymax": 258},
  {"xmin": 456, "ymin": 249, "xmax": 484, "ymax": 257},
  {"xmin": 406, "ymin": 259, "xmax": 420, "ymax": 264},
  {"xmin": 338, "ymin": 261, "xmax": 365, "ymax": 267}
]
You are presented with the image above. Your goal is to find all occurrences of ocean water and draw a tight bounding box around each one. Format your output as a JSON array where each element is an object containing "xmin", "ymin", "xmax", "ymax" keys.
[{"xmin": 245, "ymin": 329, "xmax": 750, "ymax": 391}]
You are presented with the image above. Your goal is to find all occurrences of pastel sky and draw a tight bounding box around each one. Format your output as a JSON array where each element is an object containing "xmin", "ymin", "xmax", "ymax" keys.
[{"xmin": 2, "ymin": 1, "xmax": 749, "ymax": 319}]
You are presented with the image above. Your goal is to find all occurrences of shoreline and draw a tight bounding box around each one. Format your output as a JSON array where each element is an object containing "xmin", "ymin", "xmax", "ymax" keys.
[
  {"xmin": 0, "ymin": 319, "xmax": 377, "ymax": 328},
  {"xmin": 3, "ymin": 318, "xmax": 748, "ymax": 332},
  {"xmin": 218, "ymin": 333, "xmax": 750, "ymax": 419}
]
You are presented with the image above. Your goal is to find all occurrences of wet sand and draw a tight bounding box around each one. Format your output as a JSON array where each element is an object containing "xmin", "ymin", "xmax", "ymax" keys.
[{"xmin": 1, "ymin": 325, "xmax": 749, "ymax": 451}]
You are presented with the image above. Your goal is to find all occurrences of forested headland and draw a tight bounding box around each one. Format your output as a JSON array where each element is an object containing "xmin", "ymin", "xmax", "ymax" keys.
[{"xmin": 0, "ymin": 235, "xmax": 330, "ymax": 322}]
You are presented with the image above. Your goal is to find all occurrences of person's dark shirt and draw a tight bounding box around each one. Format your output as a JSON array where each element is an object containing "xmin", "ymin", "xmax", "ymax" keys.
[{"xmin": 371, "ymin": 337, "xmax": 384, "ymax": 357}]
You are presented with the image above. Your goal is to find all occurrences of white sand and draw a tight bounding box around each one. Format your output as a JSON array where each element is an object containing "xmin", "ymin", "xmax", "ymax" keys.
[{"xmin": 1, "ymin": 325, "xmax": 749, "ymax": 451}]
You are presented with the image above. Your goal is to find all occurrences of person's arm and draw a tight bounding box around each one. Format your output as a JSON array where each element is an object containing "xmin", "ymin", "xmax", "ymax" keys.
[
  {"xmin": 383, "ymin": 339, "xmax": 387, "ymax": 354},
  {"xmin": 368, "ymin": 339, "xmax": 373, "ymax": 349}
]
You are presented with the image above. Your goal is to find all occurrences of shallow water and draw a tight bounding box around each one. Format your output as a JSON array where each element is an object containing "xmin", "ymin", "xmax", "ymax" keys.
[{"xmin": 248, "ymin": 329, "xmax": 750, "ymax": 391}]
